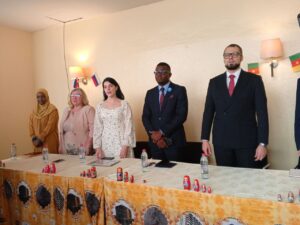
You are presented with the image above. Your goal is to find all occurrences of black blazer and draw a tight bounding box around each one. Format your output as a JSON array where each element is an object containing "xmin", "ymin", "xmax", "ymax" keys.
[
  {"xmin": 142, "ymin": 82, "xmax": 188, "ymax": 147},
  {"xmin": 294, "ymin": 78, "xmax": 300, "ymax": 150},
  {"xmin": 201, "ymin": 70, "xmax": 269, "ymax": 148}
]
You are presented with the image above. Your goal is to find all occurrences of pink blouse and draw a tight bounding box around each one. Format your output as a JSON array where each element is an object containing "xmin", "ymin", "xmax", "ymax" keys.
[{"xmin": 59, "ymin": 105, "xmax": 95, "ymax": 155}]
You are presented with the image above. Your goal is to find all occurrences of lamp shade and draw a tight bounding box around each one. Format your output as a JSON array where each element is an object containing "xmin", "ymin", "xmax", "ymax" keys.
[
  {"xmin": 69, "ymin": 66, "xmax": 84, "ymax": 78},
  {"xmin": 260, "ymin": 38, "xmax": 283, "ymax": 59}
]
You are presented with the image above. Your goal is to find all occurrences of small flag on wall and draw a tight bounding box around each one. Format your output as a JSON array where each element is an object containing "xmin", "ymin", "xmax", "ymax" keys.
[
  {"xmin": 289, "ymin": 52, "xmax": 300, "ymax": 72},
  {"xmin": 73, "ymin": 78, "xmax": 79, "ymax": 88},
  {"xmin": 248, "ymin": 63, "xmax": 260, "ymax": 75},
  {"xmin": 91, "ymin": 74, "xmax": 100, "ymax": 87}
]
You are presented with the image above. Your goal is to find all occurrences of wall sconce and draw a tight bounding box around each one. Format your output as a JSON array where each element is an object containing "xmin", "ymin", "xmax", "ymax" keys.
[
  {"xmin": 69, "ymin": 66, "xmax": 91, "ymax": 85},
  {"xmin": 260, "ymin": 38, "xmax": 283, "ymax": 77}
]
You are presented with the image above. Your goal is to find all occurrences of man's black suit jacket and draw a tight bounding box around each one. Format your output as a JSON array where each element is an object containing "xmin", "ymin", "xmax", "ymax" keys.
[
  {"xmin": 201, "ymin": 70, "xmax": 269, "ymax": 149},
  {"xmin": 294, "ymin": 78, "xmax": 300, "ymax": 150},
  {"xmin": 295, "ymin": 78, "xmax": 300, "ymax": 169},
  {"xmin": 142, "ymin": 82, "xmax": 188, "ymax": 148}
]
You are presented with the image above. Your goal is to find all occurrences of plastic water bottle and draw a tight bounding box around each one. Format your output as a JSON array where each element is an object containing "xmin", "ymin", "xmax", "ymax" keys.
[
  {"xmin": 10, "ymin": 143, "xmax": 17, "ymax": 159},
  {"xmin": 200, "ymin": 154, "xmax": 209, "ymax": 179},
  {"xmin": 79, "ymin": 144, "xmax": 86, "ymax": 163},
  {"xmin": 42, "ymin": 147, "xmax": 49, "ymax": 163},
  {"xmin": 141, "ymin": 149, "xmax": 148, "ymax": 172}
]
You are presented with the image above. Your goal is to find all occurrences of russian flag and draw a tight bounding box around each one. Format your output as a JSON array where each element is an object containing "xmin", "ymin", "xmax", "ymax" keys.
[
  {"xmin": 91, "ymin": 74, "xmax": 100, "ymax": 87},
  {"xmin": 73, "ymin": 78, "xmax": 79, "ymax": 88}
]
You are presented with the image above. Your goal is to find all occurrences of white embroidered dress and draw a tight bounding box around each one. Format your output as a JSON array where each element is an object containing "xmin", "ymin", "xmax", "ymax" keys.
[{"xmin": 93, "ymin": 100, "xmax": 136, "ymax": 158}]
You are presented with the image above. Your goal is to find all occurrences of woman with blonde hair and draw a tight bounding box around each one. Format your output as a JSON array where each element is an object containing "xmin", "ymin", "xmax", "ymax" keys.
[
  {"xmin": 59, "ymin": 88, "xmax": 95, "ymax": 155},
  {"xmin": 29, "ymin": 88, "xmax": 59, "ymax": 153}
]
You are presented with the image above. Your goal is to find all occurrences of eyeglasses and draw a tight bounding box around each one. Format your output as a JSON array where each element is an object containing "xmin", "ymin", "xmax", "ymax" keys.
[
  {"xmin": 154, "ymin": 70, "xmax": 170, "ymax": 76},
  {"xmin": 223, "ymin": 52, "xmax": 241, "ymax": 59},
  {"xmin": 70, "ymin": 94, "xmax": 81, "ymax": 97}
]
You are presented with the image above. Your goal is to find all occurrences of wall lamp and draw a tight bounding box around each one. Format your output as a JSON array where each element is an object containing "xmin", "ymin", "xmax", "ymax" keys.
[
  {"xmin": 69, "ymin": 66, "xmax": 91, "ymax": 85},
  {"xmin": 260, "ymin": 38, "xmax": 283, "ymax": 77}
]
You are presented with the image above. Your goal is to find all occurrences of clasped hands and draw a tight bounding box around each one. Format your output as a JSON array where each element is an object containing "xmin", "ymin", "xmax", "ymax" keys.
[
  {"xmin": 32, "ymin": 136, "xmax": 43, "ymax": 147},
  {"xmin": 151, "ymin": 131, "xmax": 168, "ymax": 149}
]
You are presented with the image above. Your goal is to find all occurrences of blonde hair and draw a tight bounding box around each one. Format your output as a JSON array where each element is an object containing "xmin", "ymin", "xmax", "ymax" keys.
[{"xmin": 68, "ymin": 88, "xmax": 89, "ymax": 108}]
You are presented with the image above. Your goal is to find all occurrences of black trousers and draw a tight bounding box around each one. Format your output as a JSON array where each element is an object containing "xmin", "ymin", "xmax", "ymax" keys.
[{"xmin": 214, "ymin": 145, "xmax": 261, "ymax": 168}]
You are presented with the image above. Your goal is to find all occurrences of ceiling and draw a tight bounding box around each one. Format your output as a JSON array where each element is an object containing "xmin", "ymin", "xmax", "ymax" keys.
[{"xmin": 0, "ymin": 0, "xmax": 163, "ymax": 32}]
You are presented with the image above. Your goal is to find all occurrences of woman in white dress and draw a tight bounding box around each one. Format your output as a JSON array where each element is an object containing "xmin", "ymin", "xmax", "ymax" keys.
[{"xmin": 93, "ymin": 77, "xmax": 136, "ymax": 159}]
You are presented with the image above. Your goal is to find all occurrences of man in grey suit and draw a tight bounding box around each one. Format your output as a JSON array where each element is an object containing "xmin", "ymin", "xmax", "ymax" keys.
[
  {"xmin": 142, "ymin": 62, "xmax": 188, "ymax": 162},
  {"xmin": 201, "ymin": 44, "xmax": 269, "ymax": 168}
]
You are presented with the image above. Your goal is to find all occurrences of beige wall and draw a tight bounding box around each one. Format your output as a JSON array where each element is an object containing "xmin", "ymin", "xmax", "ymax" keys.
[
  {"xmin": 0, "ymin": 25, "xmax": 34, "ymax": 159},
  {"xmin": 32, "ymin": 0, "xmax": 300, "ymax": 169}
]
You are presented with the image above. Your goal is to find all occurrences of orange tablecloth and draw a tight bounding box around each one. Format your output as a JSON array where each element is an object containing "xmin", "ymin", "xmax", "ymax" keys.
[{"xmin": 1, "ymin": 155, "xmax": 300, "ymax": 225}]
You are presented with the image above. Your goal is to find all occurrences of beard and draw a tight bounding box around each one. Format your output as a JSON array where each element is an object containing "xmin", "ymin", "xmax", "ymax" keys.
[{"xmin": 225, "ymin": 63, "xmax": 240, "ymax": 70}]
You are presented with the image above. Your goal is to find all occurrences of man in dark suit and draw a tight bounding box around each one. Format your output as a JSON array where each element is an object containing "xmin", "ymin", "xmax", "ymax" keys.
[
  {"xmin": 201, "ymin": 44, "xmax": 269, "ymax": 168},
  {"xmin": 142, "ymin": 62, "xmax": 188, "ymax": 162},
  {"xmin": 294, "ymin": 78, "xmax": 300, "ymax": 168}
]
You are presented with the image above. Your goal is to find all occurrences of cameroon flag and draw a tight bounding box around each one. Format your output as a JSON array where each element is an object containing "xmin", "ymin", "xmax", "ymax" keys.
[
  {"xmin": 289, "ymin": 53, "xmax": 300, "ymax": 72},
  {"xmin": 248, "ymin": 63, "xmax": 260, "ymax": 75}
]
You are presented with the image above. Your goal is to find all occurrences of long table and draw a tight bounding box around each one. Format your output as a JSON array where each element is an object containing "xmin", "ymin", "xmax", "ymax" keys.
[{"xmin": 0, "ymin": 154, "xmax": 299, "ymax": 225}]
